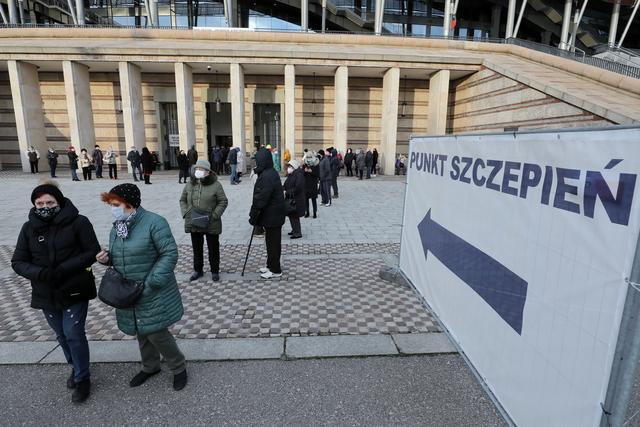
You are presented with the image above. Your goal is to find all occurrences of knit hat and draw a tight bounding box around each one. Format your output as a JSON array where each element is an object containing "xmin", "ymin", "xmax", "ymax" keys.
[
  {"xmin": 194, "ymin": 159, "xmax": 211, "ymax": 171},
  {"xmin": 288, "ymin": 159, "xmax": 300, "ymax": 169},
  {"xmin": 31, "ymin": 181, "xmax": 65, "ymax": 206},
  {"xmin": 108, "ymin": 183, "xmax": 141, "ymax": 208}
]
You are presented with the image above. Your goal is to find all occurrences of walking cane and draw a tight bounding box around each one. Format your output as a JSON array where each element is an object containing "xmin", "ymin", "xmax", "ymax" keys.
[{"xmin": 241, "ymin": 227, "xmax": 256, "ymax": 277}]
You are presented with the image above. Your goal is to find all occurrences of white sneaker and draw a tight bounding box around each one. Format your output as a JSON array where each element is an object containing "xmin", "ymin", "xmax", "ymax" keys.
[
  {"xmin": 260, "ymin": 270, "xmax": 282, "ymax": 279},
  {"xmin": 259, "ymin": 267, "xmax": 269, "ymax": 274}
]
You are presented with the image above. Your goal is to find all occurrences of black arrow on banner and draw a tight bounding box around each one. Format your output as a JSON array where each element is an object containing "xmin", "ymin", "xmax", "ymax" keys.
[{"xmin": 418, "ymin": 209, "xmax": 528, "ymax": 335}]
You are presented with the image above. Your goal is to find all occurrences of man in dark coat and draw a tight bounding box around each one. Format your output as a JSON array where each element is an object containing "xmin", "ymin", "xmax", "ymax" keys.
[
  {"xmin": 177, "ymin": 150, "xmax": 189, "ymax": 183},
  {"xmin": 12, "ymin": 182, "xmax": 100, "ymax": 403},
  {"xmin": 92, "ymin": 145, "xmax": 104, "ymax": 178},
  {"xmin": 127, "ymin": 146, "xmax": 143, "ymax": 182},
  {"xmin": 318, "ymin": 149, "xmax": 332, "ymax": 206},
  {"xmin": 304, "ymin": 156, "xmax": 320, "ymax": 218},
  {"xmin": 212, "ymin": 146, "xmax": 222, "ymax": 174},
  {"xmin": 187, "ymin": 145, "xmax": 198, "ymax": 168},
  {"xmin": 330, "ymin": 148, "xmax": 340, "ymax": 198},
  {"xmin": 365, "ymin": 148, "xmax": 373, "ymax": 179},
  {"xmin": 228, "ymin": 147, "xmax": 239, "ymax": 184},
  {"xmin": 283, "ymin": 160, "xmax": 305, "ymax": 239},
  {"xmin": 141, "ymin": 147, "xmax": 155, "ymax": 185},
  {"xmin": 343, "ymin": 148, "xmax": 354, "ymax": 177},
  {"xmin": 47, "ymin": 148, "xmax": 58, "ymax": 178},
  {"xmin": 249, "ymin": 148, "xmax": 286, "ymax": 279}
]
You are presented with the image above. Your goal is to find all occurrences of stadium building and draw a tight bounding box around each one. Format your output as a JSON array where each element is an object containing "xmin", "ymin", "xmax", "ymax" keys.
[{"xmin": 0, "ymin": 0, "xmax": 639, "ymax": 172}]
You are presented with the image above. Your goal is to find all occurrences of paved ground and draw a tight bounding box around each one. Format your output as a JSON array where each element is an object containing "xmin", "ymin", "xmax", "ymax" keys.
[
  {"xmin": 0, "ymin": 356, "xmax": 506, "ymax": 427},
  {"xmin": 0, "ymin": 171, "xmax": 509, "ymax": 426}
]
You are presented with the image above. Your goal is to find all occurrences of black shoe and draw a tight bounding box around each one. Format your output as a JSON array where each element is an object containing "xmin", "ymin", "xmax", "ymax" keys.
[
  {"xmin": 288, "ymin": 231, "xmax": 294, "ymax": 235},
  {"xmin": 67, "ymin": 370, "xmax": 76, "ymax": 389},
  {"xmin": 129, "ymin": 370, "xmax": 161, "ymax": 387},
  {"xmin": 290, "ymin": 234, "xmax": 302, "ymax": 239},
  {"xmin": 313, "ymin": 213, "xmax": 317, "ymax": 218},
  {"xmin": 173, "ymin": 370, "xmax": 188, "ymax": 391},
  {"xmin": 212, "ymin": 273, "xmax": 220, "ymax": 282},
  {"xmin": 190, "ymin": 271, "xmax": 204, "ymax": 281},
  {"xmin": 71, "ymin": 379, "xmax": 91, "ymax": 403},
  {"xmin": 304, "ymin": 213, "xmax": 309, "ymax": 218}
]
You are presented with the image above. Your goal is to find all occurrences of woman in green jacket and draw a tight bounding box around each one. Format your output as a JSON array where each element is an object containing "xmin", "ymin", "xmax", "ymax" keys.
[
  {"xmin": 96, "ymin": 183, "xmax": 187, "ymax": 391},
  {"xmin": 180, "ymin": 159, "xmax": 228, "ymax": 282}
]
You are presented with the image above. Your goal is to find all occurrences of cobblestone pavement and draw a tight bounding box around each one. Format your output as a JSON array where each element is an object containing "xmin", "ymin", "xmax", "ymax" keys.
[{"xmin": 0, "ymin": 172, "xmax": 438, "ymax": 343}]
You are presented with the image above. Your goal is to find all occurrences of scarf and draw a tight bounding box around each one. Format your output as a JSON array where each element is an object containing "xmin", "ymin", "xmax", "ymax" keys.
[{"xmin": 114, "ymin": 210, "xmax": 137, "ymax": 239}]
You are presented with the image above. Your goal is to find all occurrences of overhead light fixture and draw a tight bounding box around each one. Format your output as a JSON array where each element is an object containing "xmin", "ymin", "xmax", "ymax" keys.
[
  {"xmin": 400, "ymin": 75, "xmax": 407, "ymax": 118},
  {"xmin": 311, "ymin": 72, "xmax": 317, "ymax": 116},
  {"xmin": 215, "ymin": 69, "xmax": 221, "ymax": 113}
]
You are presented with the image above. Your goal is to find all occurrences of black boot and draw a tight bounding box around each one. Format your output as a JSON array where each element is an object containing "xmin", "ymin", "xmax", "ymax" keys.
[
  {"xmin": 71, "ymin": 378, "xmax": 91, "ymax": 403},
  {"xmin": 173, "ymin": 370, "xmax": 188, "ymax": 391},
  {"xmin": 67, "ymin": 369, "xmax": 76, "ymax": 389},
  {"xmin": 129, "ymin": 370, "xmax": 161, "ymax": 387}
]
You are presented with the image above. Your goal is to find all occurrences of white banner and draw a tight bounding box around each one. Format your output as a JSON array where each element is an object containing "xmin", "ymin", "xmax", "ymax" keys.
[{"xmin": 400, "ymin": 127, "xmax": 640, "ymax": 426}]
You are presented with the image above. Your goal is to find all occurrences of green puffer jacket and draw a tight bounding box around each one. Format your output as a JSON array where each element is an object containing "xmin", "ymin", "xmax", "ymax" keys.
[
  {"xmin": 108, "ymin": 207, "xmax": 184, "ymax": 336},
  {"xmin": 179, "ymin": 173, "xmax": 228, "ymax": 234}
]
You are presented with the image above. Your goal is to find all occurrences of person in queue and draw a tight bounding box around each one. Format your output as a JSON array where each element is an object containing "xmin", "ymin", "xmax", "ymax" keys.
[
  {"xmin": 283, "ymin": 159, "xmax": 305, "ymax": 239},
  {"xmin": 12, "ymin": 181, "xmax": 101, "ymax": 403},
  {"xmin": 96, "ymin": 184, "xmax": 187, "ymax": 391},
  {"xmin": 180, "ymin": 160, "xmax": 228, "ymax": 282},
  {"xmin": 249, "ymin": 147, "xmax": 286, "ymax": 279}
]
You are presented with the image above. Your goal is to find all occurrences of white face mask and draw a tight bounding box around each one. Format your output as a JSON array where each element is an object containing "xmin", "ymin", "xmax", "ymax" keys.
[
  {"xmin": 111, "ymin": 206, "xmax": 128, "ymax": 221},
  {"xmin": 194, "ymin": 170, "xmax": 206, "ymax": 179},
  {"xmin": 287, "ymin": 167, "xmax": 294, "ymax": 175}
]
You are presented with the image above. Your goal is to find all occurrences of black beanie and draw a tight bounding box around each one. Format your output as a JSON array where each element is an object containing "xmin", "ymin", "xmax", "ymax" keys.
[
  {"xmin": 109, "ymin": 183, "xmax": 141, "ymax": 208},
  {"xmin": 31, "ymin": 183, "xmax": 65, "ymax": 206}
]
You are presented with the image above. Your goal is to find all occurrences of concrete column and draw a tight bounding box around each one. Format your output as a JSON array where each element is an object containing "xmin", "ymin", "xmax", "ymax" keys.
[
  {"xmin": 559, "ymin": 0, "xmax": 572, "ymax": 49},
  {"xmin": 150, "ymin": 0, "xmax": 159, "ymax": 27},
  {"xmin": 301, "ymin": 0, "xmax": 308, "ymax": 31},
  {"xmin": 230, "ymin": 63, "xmax": 245, "ymax": 150},
  {"xmin": 63, "ymin": 61, "xmax": 96, "ymax": 153},
  {"xmin": 7, "ymin": 0, "xmax": 18, "ymax": 24},
  {"xmin": 608, "ymin": 0, "xmax": 621, "ymax": 46},
  {"xmin": 506, "ymin": 0, "xmax": 516, "ymax": 38},
  {"xmin": 284, "ymin": 64, "xmax": 296, "ymax": 161},
  {"xmin": 321, "ymin": 0, "xmax": 327, "ymax": 33},
  {"xmin": 118, "ymin": 62, "xmax": 146, "ymax": 150},
  {"xmin": 380, "ymin": 67, "xmax": 399, "ymax": 176},
  {"xmin": 333, "ymin": 66, "xmax": 348, "ymax": 153},
  {"xmin": 427, "ymin": 70, "xmax": 450, "ymax": 136},
  {"xmin": 491, "ymin": 5, "xmax": 501, "ymax": 38},
  {"xmin": 225, "ymin": 0, "xmax": 237, "ymax": 27},
  {"xmin": 8, "ymin": 60, "xmax": 47, "ymax": 173},
  {"xmin": 443, "ymin": 0, "xmax": 451, "ymax": 37},
  {"xmin": 175, "ymin": 63, "xmax": 196, "ymax": 154},
  {"xmin": 76, "ymin": 0, "xmax": 85, "ymax": 25},
  {"xmin": 374, "ymin": 0, "xmax": 385, "ymax": 34}
]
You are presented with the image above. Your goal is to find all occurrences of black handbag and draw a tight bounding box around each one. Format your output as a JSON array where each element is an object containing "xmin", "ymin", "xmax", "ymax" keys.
[
  {"xmin": 190, "ymin": 207, "xmax": 210, "ymax": 231},
  {"xmin": 98, "ymin": 267, "xmax": 144, "ymax": 309},
  {"xmin": 285, "ymin": 192, "xmax": 297, "ymax": 215}
]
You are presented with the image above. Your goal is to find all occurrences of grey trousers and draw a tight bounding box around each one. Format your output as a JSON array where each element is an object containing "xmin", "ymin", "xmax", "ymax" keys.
[{"xmin": 137, "ymin": 328, "xmax": 186, "ymax": 375}]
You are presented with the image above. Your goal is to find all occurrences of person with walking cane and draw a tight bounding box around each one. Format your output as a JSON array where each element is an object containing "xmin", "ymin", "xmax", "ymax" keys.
[{"xmin": 249, "ymin": 147, "xmax": 286, "ymax": 279}]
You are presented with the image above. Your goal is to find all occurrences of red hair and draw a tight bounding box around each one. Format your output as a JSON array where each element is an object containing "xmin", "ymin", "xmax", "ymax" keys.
[{"xmin": 100, "ymin": 192, "xmax": 132, "ymax": 208}]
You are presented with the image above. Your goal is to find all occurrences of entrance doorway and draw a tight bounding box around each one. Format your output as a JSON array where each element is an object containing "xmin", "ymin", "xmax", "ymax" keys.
[
  {"xmin": 160, "ymin": 102, "xmax": 179, "ymax": 169},
  {"xmin": 254, "ymin": 104, "xmax": 281, "ymax": 151},
  {"xmin": 206, "ymin": 102, "xmax": 233, "ymax": 156}
]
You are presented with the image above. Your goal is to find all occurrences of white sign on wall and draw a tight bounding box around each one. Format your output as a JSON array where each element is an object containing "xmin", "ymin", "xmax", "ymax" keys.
[
  {"xmin": 400, "ymin": 127, "xmax": 640, "ymax": 426},
  {"xmin": 168, "ymin": 134, "xmax": 180, "ymax": 147}
]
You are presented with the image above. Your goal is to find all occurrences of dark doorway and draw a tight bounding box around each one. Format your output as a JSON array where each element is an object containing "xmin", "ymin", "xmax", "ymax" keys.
[
  {"xmin": 161, "ymin": 102, "xmax": 179, "ymax": 169},
  {"xmin": 206, "ymin": 102, "xmax": 233, "ymax": 157},
  {"xmin": 253, "ymin": 103, "xmax": 281, "ymax": 151}
]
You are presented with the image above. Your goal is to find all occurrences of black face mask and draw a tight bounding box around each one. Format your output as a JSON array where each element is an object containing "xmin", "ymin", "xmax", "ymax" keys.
[{"xmin": 35, "ymin": 206, "xmax": 61, "ymax": 219}]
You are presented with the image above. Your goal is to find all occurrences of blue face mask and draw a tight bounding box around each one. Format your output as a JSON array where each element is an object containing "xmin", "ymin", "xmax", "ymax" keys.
[{"xmin": 111, "ymin": 206, "xmax": 128, "ymax": 221}]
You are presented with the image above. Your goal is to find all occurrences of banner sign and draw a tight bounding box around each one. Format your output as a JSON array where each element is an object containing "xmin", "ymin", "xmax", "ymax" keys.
[{"xmin": 400, "ymin": 127, "xmax": 640, "ymax": 426}]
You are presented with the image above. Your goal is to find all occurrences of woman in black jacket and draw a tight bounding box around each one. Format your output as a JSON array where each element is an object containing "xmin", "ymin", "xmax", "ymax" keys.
[
  {"xmin": 177, "ymin": 150, "xmax": 189, "ymax": 184},
  {"xmin": 67, "ymin": 146, "xmax": 80, "ymax": 181},
  {"xmin": 141, "ymin": 147, "xmax": 154, "ymax": 185},
  {"xmin": 283, "ymin": 159, "xmax": 305, "ymax": 240},
  {"xmin": 249, "ymin": 147, "xmax": 286, "ymax": 279},
  {"xmin": 11, "ymin": 181, "xmax": 100, "ymax": 403},
  {"xmin": 343, "ymin": 148, "xmax": 354, "ymax": 177},
  {"xmin": 303, "ymin": 156, "xmax": 320, "ymax": 218}
]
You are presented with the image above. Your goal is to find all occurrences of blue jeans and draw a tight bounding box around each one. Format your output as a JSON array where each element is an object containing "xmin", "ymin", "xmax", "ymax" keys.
[
  {"xmin": 70, "ymin": 167, "xmax": 79, "ymax": 181},
  {"xmin": 230, "ymin": 164, "xmax": 238, "ymax": 183},
  {"xmin": 42, "ymin": 302, "xmax": 90, "ymax": 383}
]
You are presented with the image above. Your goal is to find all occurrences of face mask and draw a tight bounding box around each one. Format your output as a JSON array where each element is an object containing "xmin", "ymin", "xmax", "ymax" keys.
[
  {"xmin": 111, "ymin": 206, "xmax": 128, "ymax": 221},
  {"xmin": 35, "ymin": 206, "xmax": 60, "ymax": 219},
  {"xmin": 287, "ymin": 167, "xmax": 294, "ymax": 175},
  {"xmin": 194, "ymin": 170, "xmax": 206, "ymax": 179}
]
